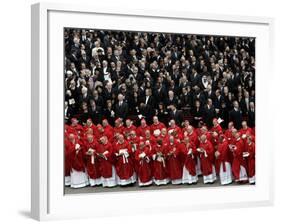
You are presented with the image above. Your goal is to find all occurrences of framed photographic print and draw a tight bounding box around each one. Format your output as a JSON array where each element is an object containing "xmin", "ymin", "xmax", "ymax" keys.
[{"xmin": 31, "ymin": 2, "xmax": 274, "ymax": 221}]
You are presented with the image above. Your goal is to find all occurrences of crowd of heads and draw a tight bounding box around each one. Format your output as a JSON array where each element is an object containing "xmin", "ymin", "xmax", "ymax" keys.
[{"xmin": 64, "ymin": 28, "xmax": 255, "ymax": 129}]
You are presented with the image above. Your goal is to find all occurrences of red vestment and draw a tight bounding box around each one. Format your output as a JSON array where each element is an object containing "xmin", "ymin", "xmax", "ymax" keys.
[
  {"xmin": 231, "ymin": 138, "xmax": 247, "ymax": 180},
  {"xmin": 64, "ymin": 139, "xmax": 73, "ymax": 176},
  {"xmin": 136, "ymin": 125, "xmax": 151, "ymax": 138},
  {"xmin": 67, "ymin": 140, "xmax": 85, "ymax": 172},
  {"xmin": 179, "ymin": 142, "xmax": 197, "ymax": 176},
  {"xmin": 123, "ymin": 125, "xmax": 137, "ymax": 137},
  {"xmin": 135, "ymin": 146, "xmax": 152, "ymax": 183},
  {"xmin": 245, "ymin": 142, "xmax": 255, "ymax": 178},
  {"xmin": 83, "ymin": 140, "xmax": 101, "ymax": 179},
  {"xmin": 68, "ymin": 124, "xmax": 84, "ymax": 137},
  {"xmin": 198, "ymin": 140, "xmax": 215, "ymax": 176},
  {"xmin": 211, "ymin": 124, "xmax": 223, "ymax": 135},
  {"xmin": 152, "ymin": 144, "xmax": 168, "ymax": 180},
  {"xmin": 150, "ymin": 122, "xmax": 166, "ymax": 135},
  {"xmin": 96, "ymin": 142, "xmax": 114, "ymax": 178},
  {"xmin": 113, "ymin": 141, "xmax": 134, "ymax": 180},
  {"xmin": 165, "ymin": 142, "xmax": 183, "ymax": 180},
  {"xmin": 216, "ymin": 139, "xmax": 231, "ymax": 172},
  {"xmin": 114, "ymin": 125, "xmax": 125, "ymax": 136}
]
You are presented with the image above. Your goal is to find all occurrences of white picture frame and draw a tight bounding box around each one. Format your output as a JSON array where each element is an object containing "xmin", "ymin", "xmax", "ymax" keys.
[{"xmin": 31, "ymin": 2, "xmax": 275, "ymax": 221}]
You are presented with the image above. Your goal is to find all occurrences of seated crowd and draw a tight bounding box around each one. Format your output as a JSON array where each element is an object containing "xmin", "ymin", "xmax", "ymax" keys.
[
  {"xmin": 64, "ymin": 29, "xmax": 255, "ymax": 188},
  {"xmin": 64, "ymin": 116, "xmax": 255, "ymax": 188}
]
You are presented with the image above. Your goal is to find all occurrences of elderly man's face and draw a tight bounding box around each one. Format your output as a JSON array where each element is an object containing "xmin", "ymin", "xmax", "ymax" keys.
[{"xmin": 153, "ymin": 116, "xmax": 158, "ymax": 124}]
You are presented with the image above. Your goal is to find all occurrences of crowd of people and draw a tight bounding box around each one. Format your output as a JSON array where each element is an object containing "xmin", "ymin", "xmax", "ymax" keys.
[
  {"xmin": 64, "ymin": 28, "xmax": 255, "ymax": 189},
  {"xmin": 64, "ymin": 117, "xmax": 255, "ymax": 188}
]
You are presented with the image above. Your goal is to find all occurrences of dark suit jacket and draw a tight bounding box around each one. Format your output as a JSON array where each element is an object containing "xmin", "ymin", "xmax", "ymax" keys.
[
  {"xmin": 170, "ymin": 110, "xmax": 183, "ymax": 125},
  {"xmin": 229, "ymin": 108, "xmax": 243, "ymax": 129},
  {"xmin": 248, "ymin": 110, "xmax": 255, "ymax": 127},
  {"xmin": 115, "ymin": 102, "xmax": 129, "ymax": 119},
  {"xmin": 203, "ymin": 105, "xmax": 216, "ymax": 128}
]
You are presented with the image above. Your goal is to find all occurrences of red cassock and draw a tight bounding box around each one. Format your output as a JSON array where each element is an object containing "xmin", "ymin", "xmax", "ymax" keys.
[
  {"xmin": 83, "ymin": 140, "xmax": 101, "ymax": 179},
  {"xmin": 216, "ymin": 139, "xmax": 231, "ymax": 172},
  {"xmin": 113, "ymin": 141, "xmax": 134, "ymax": 180},
  {"xmin": 211, "ymin": 124, "xmax": 223, "ymax": 134},
  {"xmin": 142, "ymin": 135, "xmax": 156, "ymax": 146},
  {"xmin": 136, "ymin": 125, "xmax": 151, "ymax": 138},
  {"xmin": 68, "ymin": 124, "xmax": 84, "ymax": 137},
  {"xmin": 114, "ymin": 126, "xmax": 125, "ymax": 136},
  {"xmin": 180, "ymin": 142, "xmax": 197, "ymax": 176},
  {"xmin": 64, "ymin": 139, "xmax": 73, "ymax": 176},
  {"xmin": 123, "ymin": 125, "xmax": 137, "ymax": 137},
  {"xmin": 135, "ymin": 146, "xmax": 153, "ymax": 183},
  {"xmin": 187, "ymin": 131, "xmax": 199, "ymax": 148},
  {"xmin": 158, "ymin": 135, "xmax": 169, "ymax": 146},
  {"xmin": 104, "ymin": 124, "xmax": 114, "ymax": 136},
  {"xmin": 95, "ymin": 129, "xmax": 113, "ymax": 143},
  {"xmin": 224, "ymin": 129, "xmax": 234, "ymax": 142},
  {"xmin": 198, "ymin": 140, "xmax": 215, "ymax": 176},
  {"xmin": 168, "ymin": 126, "xmax": 183, "ymax": 138},
  {"xmin": 239, "ymin": 127, "xmax": 253, "ymax": 136},
  {"xmin": 128, "ymin": 136, "xmax": 140, "ymax": 172},
  {"xmin": 150, "ymin": 122, "xmax": 166, "ymax": 135},
  {"xmin": 152, "ymin": 144, "xmax": 168, "ymax": 180},
  {"xmin": 83, "ymin": 124, "xmax": 97, "ymax": 135},
  {"xmin": 67, "ymin": 140, "xmax": 85, "ymax": 172},
  {"xmin": 165, "ymin": 142, "xmax": 183, "ymax": 180},
  {"xmin": 245, "ymin": 142, "xmax": 255, "ymax": 178},
  {"xmin": 232, "ymin": 138, "xmax": 247, "ymax": 180},
  {"xmin": 96, "ymin": 142, "xmax": 114, "ymax": 178}
]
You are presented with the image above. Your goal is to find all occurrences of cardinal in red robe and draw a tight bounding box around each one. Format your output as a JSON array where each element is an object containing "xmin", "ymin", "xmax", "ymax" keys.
[
  {"xmin": 185, "ymin": 125, "xmax": 201, "ymax": 175},
  {"xmin": 64, "ymin": 136, "xmax": 72, "ymax": 186},
  {"xmin": 97, "ymin": 136, "xmax": 117, "ymax": 187},
  {"xmin": 167, "ymin": 120, "xmax": 183, "ymax": 139},
  {"xmin": 83, "ymin": 118, "xmax": 97, "ymax": 136},
  {"xmin": 66, "ymin": 133, "xmax": 89, "ymax": 188},
  {"xmin": 136, "ymin": 119, "xmax": 151, "ymax": 138},
  {"xmin": 211, "ymin": 118, "xmax": 223, "ymax": 135},
  {"xmin": 113, "ymin": 134, "xmax": 136, "ymax": 185},
  {"xmin": 135, "ymin": 141, "xmax": 153, "ymax": 186},
  {"xmin": 180, "ymin": 137, "xmax": 198, "ymax": 184},
  {"xmin": 165, "ymin": 135, "xmax": 183, "ymax": 184},
  {"xmin": 198, "ymin": 134, "xmax": 216, "ymax": 184},
  {"xmin": 158, "ymin": 128, "xmax": 169, "ymax": 145},
  {"xmin": 215, "ymin": 135, "xmax": 232, "ymax": 185},
  {"xmin": 150, "ymin": 116, "xmax": 166, "ymax": 137},
  {"xmin": 152, "ymin": 139, "xmax": 169, "ymax": 185},
  {"xmin": 123, "ymin": 119, "xmax": 137, "ymax": 138},
  {"xmin": 244, "ymin": 135, "xmax": 255, "ymax": 184},
  {"xmin": 83, "ymin": 134, "xmax": 102, "ymax": 186},
  {"xmin": 102, "ymin": 119, "xmax": 114, "ymax": 137},
  {"xmin": 68, "ymin": 118, "xmax": 84, "ymax": 137},
  {"xmin": 230, "ymin": 132, "xmax": 248, "ymax": 182},
  {"xmin": 113, "ymin": 118, "xmax": 125, "ymax": 139}
]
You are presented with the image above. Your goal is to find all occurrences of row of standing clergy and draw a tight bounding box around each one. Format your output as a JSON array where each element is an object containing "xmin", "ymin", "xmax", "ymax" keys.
[{"xmin": 64, "ymin": 118, "xmax": 255, "ymax": 188}]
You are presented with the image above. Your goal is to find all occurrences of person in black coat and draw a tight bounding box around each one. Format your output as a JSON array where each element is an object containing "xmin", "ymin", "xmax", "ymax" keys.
[
  {"xmin": 203, "ymin": 98, "xmax": 216, "ymax": 128},
  {"xmin": 169, "ymin": 104, "xmax": 183, "ymax": 126},
  {"xmin": 139, "ymin": 88, "xmax": 155, "ymax": 123},
  {"xmin": 115, "ymin": 93, "xmax": 129, "ymax": 119},
  {"xmin": 229, "ymin": 101, "xmax": 243, "ymax": 129},
  {"xmin": 191, "ymin": 100, "xmax": 204, "ymax": 127},
  {"xmin": 248, "ymin": 101, "xmax": 255, "ymax": 128}
]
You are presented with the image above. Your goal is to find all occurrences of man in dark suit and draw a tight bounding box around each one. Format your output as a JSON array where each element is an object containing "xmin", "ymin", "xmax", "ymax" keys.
[
  {"xmin": 203, "ymin": 98, "xmax": 216, "ymax": 128},
  {"xmin": 139, "ymin": 88, "xmax": 155, "ymax": 123},
  {"xmin": 248, "ymin": 101, "xmax": 255, "ymax": 128},
  {"xmin": 115, "ymin": 93, "xmax": 129, "ymax": 119},
  {"xmin": 169, "ymin": 104, "xmax": 183, "ymax": 125},
  {"xmin": 229, "ymin": 101, "xmax": 243, "ymax": 129}
]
